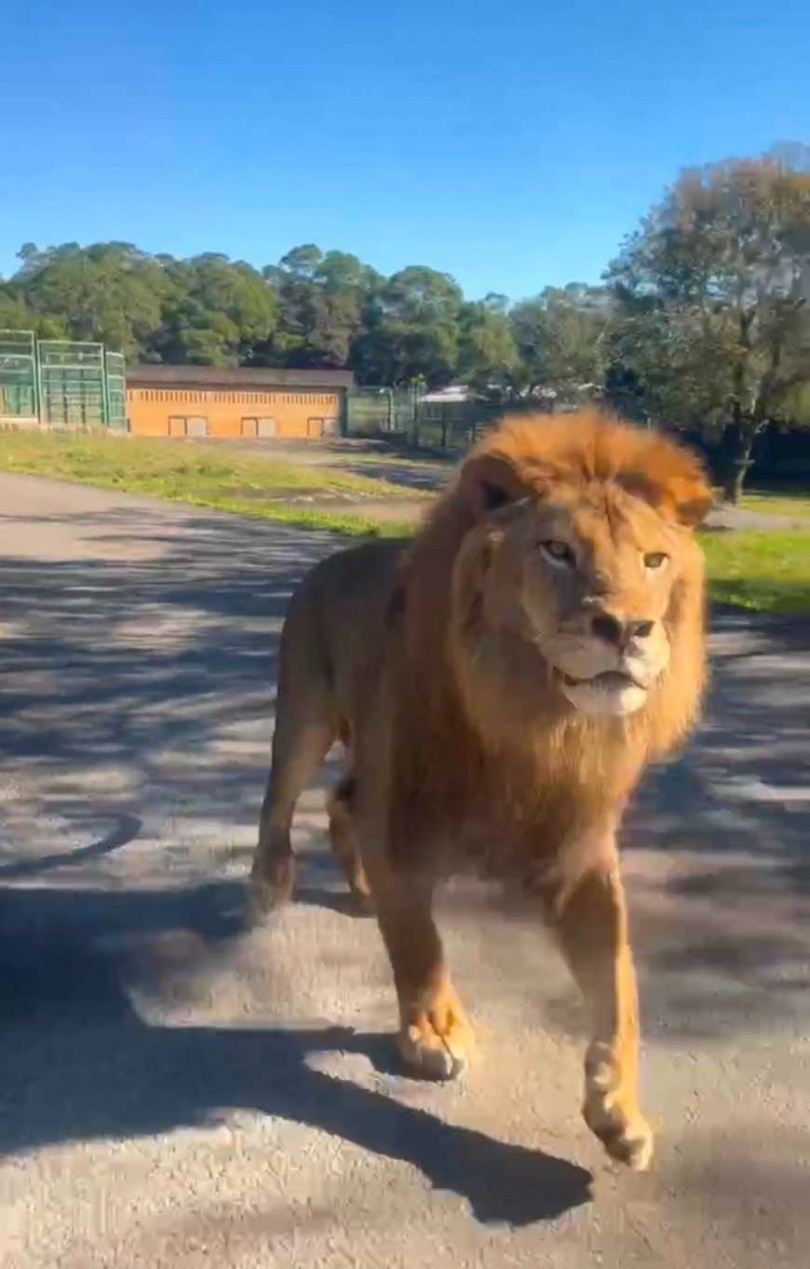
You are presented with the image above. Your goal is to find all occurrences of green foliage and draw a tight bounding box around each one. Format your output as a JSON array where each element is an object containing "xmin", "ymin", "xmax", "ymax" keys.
[
  {"xmin": 350, "ymin": 266, "xmax": 464, "ymax": 387},
  {"xmin": 606, "ymin": 149, "xmax": 810, "ymax": 496},
  {"xmin": 5, "ymin": 145, "xmax": 810, "ymax": 449},
  {"xmin": 458, "ymin": 300, "xmax": 520, "ymax": 393},
  {"xmin": 511, "ymin": 284, "xmax": 612, "ymax": 397},
  {"xmin": 18, "ymin": 243, "xmax": 168, "ymax": 358}
]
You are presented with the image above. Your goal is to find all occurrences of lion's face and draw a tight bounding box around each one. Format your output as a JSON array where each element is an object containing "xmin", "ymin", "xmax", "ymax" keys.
[
  {"xmin": 465, "ymin": 478, "xmax": 698, "ymax": 719},
  {"xmin": 409, "ymin": 412, "xmax": 707, "ymax": 791}
]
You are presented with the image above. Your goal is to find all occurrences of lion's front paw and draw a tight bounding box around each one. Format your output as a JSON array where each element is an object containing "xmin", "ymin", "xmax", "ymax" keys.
[
  {"xmin": 249, "ymin": 855, "xmax": 295, "ymax": 922},
  {"xmin": 397, "ymin": 986, "xmax": 474, "ymax": 1081},
  {"xmin": 583, "ymin": 1044, "xmax": 654, "ymax": 1171}
]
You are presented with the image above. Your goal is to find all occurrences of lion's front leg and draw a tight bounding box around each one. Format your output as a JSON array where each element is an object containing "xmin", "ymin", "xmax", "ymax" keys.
[
  {"xmin": 368, "ymin": 858, "xmax": 474, "ymax": 1081},
  {"xmin": 550, "ymin": 841, "xmax": 653, "ymax": 1171}
]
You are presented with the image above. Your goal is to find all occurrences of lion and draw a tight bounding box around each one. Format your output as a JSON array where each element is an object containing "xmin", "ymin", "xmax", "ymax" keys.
[{"xmin": 251, "ymin": 409, "xmax": 710, "ymax": 1171}]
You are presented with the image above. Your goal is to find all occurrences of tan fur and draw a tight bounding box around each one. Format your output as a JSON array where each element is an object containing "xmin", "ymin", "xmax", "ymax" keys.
[{"xmin": 252, "ymin": 409, "xmax": 710, "ymax": 1170}]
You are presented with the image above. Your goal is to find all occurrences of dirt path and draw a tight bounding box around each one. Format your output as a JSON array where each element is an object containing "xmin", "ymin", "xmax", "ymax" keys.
[{"xmin": 1, "ymin": 473, "xmax": 809, "ymax": 1268}]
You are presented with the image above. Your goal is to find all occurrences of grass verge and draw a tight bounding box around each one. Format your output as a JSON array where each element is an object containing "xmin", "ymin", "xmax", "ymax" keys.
[
  {"xmin": 0, "ymin": 430, "xmax": 419, "ymax": 537},
  {"xmin": 740, "ymin": 490, "xmax": 810, "ymax": 520},
  {"xmin": 700, "ymin": 529, "xmax": 810, "ymax": 615},
  {"xmin": 2, "ymin": 430, "xmax": 808, "ymax": 613}
]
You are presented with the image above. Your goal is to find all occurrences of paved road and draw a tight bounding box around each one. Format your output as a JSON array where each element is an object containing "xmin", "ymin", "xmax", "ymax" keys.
[{"xmin": 1, "ymin": 473, "xmax": 809, "ymax": 1269}]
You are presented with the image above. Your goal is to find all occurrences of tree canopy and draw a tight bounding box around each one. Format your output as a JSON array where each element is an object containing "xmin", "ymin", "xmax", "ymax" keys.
[
  {"xmin": 3, "ymin": 144, "xmax": 810, "ymax": 496},
  {"xmin": 606, "ymin": 148, "xmax": 810, "ymax": 498},
  {"xmin": 1, "ymin": 238, "xmax": 612, "ymax": 398}
]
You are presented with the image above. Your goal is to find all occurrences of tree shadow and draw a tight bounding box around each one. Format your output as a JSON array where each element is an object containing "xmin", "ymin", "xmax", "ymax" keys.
[
  {"xmin": 0, "ymin": 881, "xmax": 592, "ymax": 1227},
  {"xmin": 0, "ymin": 812, "xmax": 141, "ymax": 880},
  {"xmin": 0, "ymin": 510, "xmax": 339, "ymax": 878}
]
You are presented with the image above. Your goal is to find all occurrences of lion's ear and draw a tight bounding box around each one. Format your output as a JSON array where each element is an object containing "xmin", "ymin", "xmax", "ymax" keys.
[
  {"xmin": 460, "ymin": 453, "xmax": 528, "ymax": 521},
  {"xmin": 662, "ymin": 473, "xmax": 713, "ymax": 527},
  {"xmin": 618, "ymin": 446, "xmax": 713, "ymax": 529}
]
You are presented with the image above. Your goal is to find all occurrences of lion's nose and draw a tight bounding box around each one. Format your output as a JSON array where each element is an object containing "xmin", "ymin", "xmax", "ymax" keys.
[{"xmin": 591, "ymin": 613, "xmax": 654, "ymax": 647}]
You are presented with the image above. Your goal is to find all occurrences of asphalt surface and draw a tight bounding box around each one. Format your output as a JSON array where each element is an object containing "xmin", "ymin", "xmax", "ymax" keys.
[{"xmin": 1, "ymin": 472, "xmax": 809, "ymax": 1269}]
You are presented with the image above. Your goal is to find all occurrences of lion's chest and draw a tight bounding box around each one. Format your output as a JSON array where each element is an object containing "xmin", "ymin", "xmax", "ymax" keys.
[{"xmin": 404, "ymin": 782, "xmax": 581, "ymax": 886}]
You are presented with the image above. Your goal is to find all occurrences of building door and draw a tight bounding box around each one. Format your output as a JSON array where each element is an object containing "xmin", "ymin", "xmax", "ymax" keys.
[
  {"xmin": 241, "ymin": 416, "xmax": 276, "ymax": 438},
  {"xmin": 307, "ymin": 416, "xmax": 337, "ymax": 438},
  {"xmin": 169, "ymin": 415, "xmax": 208, "ymax": 437}
]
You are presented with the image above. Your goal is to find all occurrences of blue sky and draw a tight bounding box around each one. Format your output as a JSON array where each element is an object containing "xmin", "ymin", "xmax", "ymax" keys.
[{"xmin": 2, "ymin": 0, "xmax": 807, "ymax": 301}]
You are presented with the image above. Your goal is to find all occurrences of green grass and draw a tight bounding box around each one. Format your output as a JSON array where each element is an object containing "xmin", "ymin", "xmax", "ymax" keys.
[
  {"xmin": 2, "ymin": 429, "xmax": 808, "ymax": 612},
  {"xmin": 0, "ymin": 430, "xmax": 420, "ymax": 536},
  {"xmin": 700, "ymin": 528, "xmax": 810, "ymax": 615},
  {"xmin": 740, "ymin": 489, "xmax": 810, "ymax": 520}
]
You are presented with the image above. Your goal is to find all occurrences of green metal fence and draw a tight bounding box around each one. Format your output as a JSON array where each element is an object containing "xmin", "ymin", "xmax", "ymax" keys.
[
  {"xmin": 105, "ymin": 350, "xmax": 127, "ymax": 428},
  {"xmin": 347, "ymin": 386, "xmax": 501, "ymax": 452},
  {"xmin": 346, "ymin": 387, "xmax": 416, "ymax": 438},
  {"xmin": 0, "ymin": 331, "xmax": 126, "ymax": 428},
  {"xmin": 0, "ymin": 330, "xmax": 38, "ymax": 419},
  {"xmin": 38, "ymin": 340, "xmax": 107, "ymax": 426}
]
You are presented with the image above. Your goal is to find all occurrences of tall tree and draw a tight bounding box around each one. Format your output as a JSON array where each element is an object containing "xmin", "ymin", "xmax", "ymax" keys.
[
  {"xmin": 260, "ymin": 244, "xmax": 377, "ymax": 368},
  {"xmin": 353, "ymin": 266, "xmax": 463, "ymax": 387},
  {"xmin": 608, "ymin": 150, "xmax": 810, "ymax": 500},
  {"xmin": 458, "ymin": 298, "xmax": 520, "ymax": 395},
  {"xmin": 18, "ymin": 242, "xmax": 168, "ymax": 360},
  {"xmin": 510, "ymin": 284, "xmax": 612, "ymax": 399}
]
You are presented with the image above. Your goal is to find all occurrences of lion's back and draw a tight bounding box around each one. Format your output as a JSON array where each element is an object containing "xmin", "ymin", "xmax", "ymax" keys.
[{"xmin": 278, "ymin": 537, "xmax": 408, "ymax": 725}]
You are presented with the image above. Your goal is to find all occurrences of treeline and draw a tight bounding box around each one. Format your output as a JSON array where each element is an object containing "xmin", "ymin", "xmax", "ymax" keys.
[
  {"xmin": 0, "ymin": 239, "xmax": 606, "ymax": 397},
  {"xmin": 3, "ymin": 144, "xmax": 810, "ymax": 498}
]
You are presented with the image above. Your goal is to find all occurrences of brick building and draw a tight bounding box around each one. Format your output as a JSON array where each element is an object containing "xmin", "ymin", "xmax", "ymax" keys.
[{"xmin": 126, "ymin": 365, "xmax": 354, "ymax": 440}]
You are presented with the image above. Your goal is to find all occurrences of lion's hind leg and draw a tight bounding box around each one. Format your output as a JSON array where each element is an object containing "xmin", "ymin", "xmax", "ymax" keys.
[
  {"xmin": 251, "ymin": 672, "xmax": 336, "ymax": 919},
  {"xmin": 327, "ymin": 775, "xmax": 375, "ymax": 914}
]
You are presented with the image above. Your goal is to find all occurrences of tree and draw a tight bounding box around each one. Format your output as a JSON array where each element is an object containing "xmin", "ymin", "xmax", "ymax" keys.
[
  {"xmin": 259, "ymin": 245, "xmax": 377, "ymax": 368},
  {"xmin": 142, "ymin": 253, "xmax": 277, "ymax": 365},
  {"xmin": 0, "ymin": 289, "xmax": 67, "ymax": 338},
  {"xmin": 277, "ymin": 243, "xmax": 323, "ymax": 279},
  {"xmin": 14, "ymin": 242, "xmax": 168, "ymax": 359},
  {"xmin": 510, "ymin": 284, "xmax": 612, "ymax": 399},
  {"xmin": 353, "ymin": 266, "xmax": 463, "ymax": 387},
  {"xmin": 458, "ymin": 299, "xmax": 520, "ymax": 395},
  {"xmin": 608, "ymin": 150, "xmax": 810, "ymax": 500}
]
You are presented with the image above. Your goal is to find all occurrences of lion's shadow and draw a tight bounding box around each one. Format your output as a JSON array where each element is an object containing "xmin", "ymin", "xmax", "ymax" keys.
[{"xmin": 0, "ymin": 879, "xmax": 592, "ymax": 1228}]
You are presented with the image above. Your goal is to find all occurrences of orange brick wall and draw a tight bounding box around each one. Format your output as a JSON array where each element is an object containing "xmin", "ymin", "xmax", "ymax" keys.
[{"xmin": 126, "ymin": 386, "xmax": 342, "ymax": 439}]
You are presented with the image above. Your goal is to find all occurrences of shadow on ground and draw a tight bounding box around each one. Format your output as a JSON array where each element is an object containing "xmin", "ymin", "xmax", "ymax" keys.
[
  {"xmin": 0, "ymin": 501, "xmax": 591, "ymax": 1228},
  {"xmin": 2, "ymin": 497, "xmax": 810, "ymax": 1236},
  {"xmin": 0, "ymin": 506, "xmax": 338, "ymax": 856},
  {"xmin": 0, "ymin": 877, "xmax": 591, "ymax": 1226}
]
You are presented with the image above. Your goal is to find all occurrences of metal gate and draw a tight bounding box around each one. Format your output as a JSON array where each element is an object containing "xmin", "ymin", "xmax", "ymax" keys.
[
  {"xmin": 38, "ymin": 341, "xmax": 107, "ymax": 426},
  {"xmin": 0, "ymin": 330, "xmax": 37, "ymax": 420},
  {"xmin": 105, "ymin": 350, "xmax": 127, "ymax": 428},
  {"xmin": 0, "ymin": 331, "xmax": 126, "ymax": 428}
]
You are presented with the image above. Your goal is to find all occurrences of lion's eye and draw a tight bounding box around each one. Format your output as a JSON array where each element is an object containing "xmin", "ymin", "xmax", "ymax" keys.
[
  {"xmin": 540, "ymin": 540, "xmax": 575, "ymax": 567},
  {"xmin": 644, "ymin": 552, "xmax": 668, "ymax": 570}
]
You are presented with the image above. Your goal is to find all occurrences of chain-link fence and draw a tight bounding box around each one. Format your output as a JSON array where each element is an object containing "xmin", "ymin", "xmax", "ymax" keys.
[{"xmin": 347, "ymin": 387, "xmax": 503, "ymax": 453}]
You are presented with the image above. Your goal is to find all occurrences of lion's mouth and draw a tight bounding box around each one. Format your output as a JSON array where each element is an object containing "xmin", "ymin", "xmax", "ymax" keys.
[{"xmin": 558, "ymin": 669, "xmax": 646, "ymax": 692}]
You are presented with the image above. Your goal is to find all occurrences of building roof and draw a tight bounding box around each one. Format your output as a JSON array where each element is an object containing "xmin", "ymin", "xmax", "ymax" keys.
[{"xmin": 127, "ymin": 364, "xmax": 354, "ymax": 390}]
